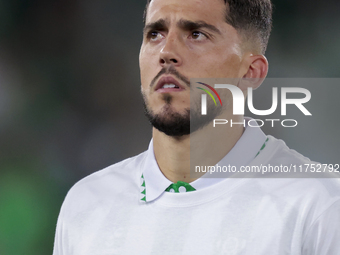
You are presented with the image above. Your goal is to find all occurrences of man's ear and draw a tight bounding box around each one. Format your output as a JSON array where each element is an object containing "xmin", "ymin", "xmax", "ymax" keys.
[{"xmin": 239, "ymin": 54, "xmax": 268, "ymax": 91}]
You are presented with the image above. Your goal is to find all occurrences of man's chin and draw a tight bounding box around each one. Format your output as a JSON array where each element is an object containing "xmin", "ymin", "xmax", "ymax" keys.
[
  {"xmin": 145, "ymin": 107, "xmax": 191, "ymax": 137},
  {"xmin": 143, "ymin": 96, "xmax": 221, "ymax": 137}
]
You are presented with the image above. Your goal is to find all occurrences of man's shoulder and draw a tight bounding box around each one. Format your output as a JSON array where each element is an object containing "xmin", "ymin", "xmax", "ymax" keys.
[
  {"xmin": 260, "ymin": 135, "xmax": 313, "ymax": 165},
  {"xmin": 253, "ymin": 135, "xmax": 340, "ymax": 200},
  {"xmin": 60, "ymin": 151, "xmax": 147, "ymax": 213}
]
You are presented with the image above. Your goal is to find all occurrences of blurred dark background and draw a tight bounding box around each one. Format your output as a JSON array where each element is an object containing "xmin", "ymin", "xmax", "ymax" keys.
[{"xmin": 0, "ymin": 0, "xmax": 339, "ymax": 254}]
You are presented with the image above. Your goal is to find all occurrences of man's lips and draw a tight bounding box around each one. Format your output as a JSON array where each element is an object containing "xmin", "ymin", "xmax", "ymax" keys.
[{"xmin": 155, "ymin": 76, "xmax": 186, "ymax": 92}]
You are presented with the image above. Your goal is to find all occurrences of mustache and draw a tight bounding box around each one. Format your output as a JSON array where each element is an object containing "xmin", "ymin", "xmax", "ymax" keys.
[{"xmin": 150, "ymin": 66, "xmax": 190, "ymax": 88}]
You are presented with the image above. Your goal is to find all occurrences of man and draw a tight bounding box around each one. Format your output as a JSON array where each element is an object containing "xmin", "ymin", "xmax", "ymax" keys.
[{"xmin": 53, "ymin": 0, "xmax": 340, "ymax": 254}]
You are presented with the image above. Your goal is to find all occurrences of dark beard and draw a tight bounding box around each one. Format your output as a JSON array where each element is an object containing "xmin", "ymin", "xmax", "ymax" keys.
[
  {"xmin": 143, "ymin": 94, "xmax": 222, "ymax": 137},
  {"xmin": 143, "ymin": 100, "xmax": 191, "ymax": 137}
]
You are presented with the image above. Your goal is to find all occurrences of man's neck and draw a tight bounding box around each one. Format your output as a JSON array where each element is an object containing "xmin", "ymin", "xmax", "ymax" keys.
[{"xmin": 153, "ymin": 115, "xmax": 245, "ymax": 183}]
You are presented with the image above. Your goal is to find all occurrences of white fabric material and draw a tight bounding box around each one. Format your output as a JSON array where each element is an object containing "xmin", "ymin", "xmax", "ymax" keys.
[
  {"xmin": 53, "ymin": 136, "xmax": 340, "ymax": 255},
  {"xmin": 143, "ymin": 118, "xmax": 267, "ymax": 201}
]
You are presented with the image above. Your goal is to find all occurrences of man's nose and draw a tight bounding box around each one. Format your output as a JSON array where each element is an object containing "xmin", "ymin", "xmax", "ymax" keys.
[{"xmin": 159, "ymin": 33, "xmax": 183, "ymax": 67}]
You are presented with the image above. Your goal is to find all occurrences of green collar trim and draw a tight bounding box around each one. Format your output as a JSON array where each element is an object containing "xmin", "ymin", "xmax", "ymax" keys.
[
  {"xmin": 140, "ymin": 174, "xmax": 146, "ymax": 202},
  {"xmin": 255, "ymin": 137, "xmax": 269, "ymax": 158},
  {"xmin": 165, "ymin": 181, "xmax": 196, "ymax": 193}
]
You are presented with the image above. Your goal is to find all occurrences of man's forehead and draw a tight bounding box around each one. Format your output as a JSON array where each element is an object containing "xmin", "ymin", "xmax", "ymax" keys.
[{"xmin": 146, "ymin": 0, "xmax": 226, "ymax": 25}]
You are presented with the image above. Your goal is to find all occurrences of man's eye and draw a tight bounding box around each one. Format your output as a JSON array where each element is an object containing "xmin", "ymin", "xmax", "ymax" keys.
[
  {"xmin": 191, "ymin": 31, "xmax": 207, "ymax": 40},
  {"xmin": 149, "ymin": 31, "xmax": 163, "ymax": 41}
]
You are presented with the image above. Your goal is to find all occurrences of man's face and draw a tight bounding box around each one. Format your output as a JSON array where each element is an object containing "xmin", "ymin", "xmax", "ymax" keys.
[{"xmin": 139, "ymin": 0, "xmax": 244, "ymax": 136}]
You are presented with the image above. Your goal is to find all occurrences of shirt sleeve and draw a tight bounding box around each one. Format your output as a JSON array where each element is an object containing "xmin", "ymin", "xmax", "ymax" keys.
[
  {"xmin": 52, "ymin": 210, "xmax": 64, "ymax": 255},
  {"xmin": 302, "ymin": 199, "xmax": 340, "ymax": 255},
  {"xmin": 52, "ymin": 196, "xmax": 71, "ymax": 255}
]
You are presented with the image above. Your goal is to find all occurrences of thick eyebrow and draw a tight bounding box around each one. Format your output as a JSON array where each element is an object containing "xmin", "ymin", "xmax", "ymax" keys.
[
  {"xmin": 177, "ymin": 19, "xmax": 221, "ymax": 35},
  {"xmin": 143, "ymin": 18, "xmax": 221, "ymax": 35},
  {"xmin": 143, "ymin": 19, "xmax": 169, "ymax": 34}
]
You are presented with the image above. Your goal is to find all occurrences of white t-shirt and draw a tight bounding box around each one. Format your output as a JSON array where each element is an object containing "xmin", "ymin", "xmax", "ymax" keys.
[{"xmin": 53, "ymin": 130, "xmax": 340, "ymax": 254}]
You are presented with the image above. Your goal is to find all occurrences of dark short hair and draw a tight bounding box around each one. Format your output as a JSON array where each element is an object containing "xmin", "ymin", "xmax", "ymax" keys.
[{"xmin": 143, "ymin": 0, "xmax": 273, "ymax": 54}]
